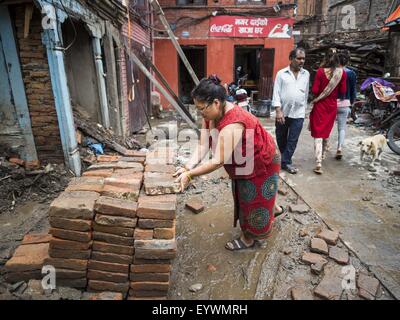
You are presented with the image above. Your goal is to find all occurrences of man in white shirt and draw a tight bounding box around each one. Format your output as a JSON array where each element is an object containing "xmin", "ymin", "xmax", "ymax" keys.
[{"xmin": 272, "ymin": 48, "xmax": 309, "ymax": 174}]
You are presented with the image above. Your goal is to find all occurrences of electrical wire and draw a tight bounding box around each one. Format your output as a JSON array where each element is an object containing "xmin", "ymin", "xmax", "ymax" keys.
[{"xmin": 59, "ymin": 0, "xmax": 77, "ymax": 51}]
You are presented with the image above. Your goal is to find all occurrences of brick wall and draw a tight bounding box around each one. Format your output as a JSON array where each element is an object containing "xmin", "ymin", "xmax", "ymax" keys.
[{"xmin": 14, "ymin": 6, "xmax": 63, "ymax": 163}]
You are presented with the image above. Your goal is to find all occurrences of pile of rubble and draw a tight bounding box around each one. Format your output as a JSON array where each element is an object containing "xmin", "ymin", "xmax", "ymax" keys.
[
  {"xmin": 301, "ymin": 38, "xmax": 388, "ymax": 81},
  {"xmin": 0, "ymin": 155, "xmax": 72, "ymax": 215},
  {"xmin": 2, "ymin": 142, "xmax": 181, "ymax": 300}
]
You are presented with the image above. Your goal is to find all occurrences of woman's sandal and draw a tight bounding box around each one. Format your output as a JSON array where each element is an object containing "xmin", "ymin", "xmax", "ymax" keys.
[
  {"xmin": 274, "ymin": 206, "xmax": 287, "ymax": 218},
  {"xmin": 225, "ymin": 237, "xmax": 256, "ymax": 251}
]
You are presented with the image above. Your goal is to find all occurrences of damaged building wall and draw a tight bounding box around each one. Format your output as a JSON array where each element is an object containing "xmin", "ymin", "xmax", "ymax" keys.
[
  {"xmin": 0, "ymin": 37, "xmax": 25, "ymax": 155},
  {"xmin": 295, "ymin": 0, "xmax": 393, "ymax": 43},
  {"xmin": 13, "ymin": 5, "xmax": 64, "ymax": 163},
  {"xmin": 63, "ymin": 21, "xmax": 102, "ymax": 123},
  {"xmin": 387, "ymin": 25, "xmax": 400, "ymax": 78}
]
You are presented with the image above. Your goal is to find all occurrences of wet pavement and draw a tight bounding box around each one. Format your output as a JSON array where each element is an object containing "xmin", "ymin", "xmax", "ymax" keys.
[{"xmin": 269, "ymin": 119, "xmax": 400, "ymax": 299}]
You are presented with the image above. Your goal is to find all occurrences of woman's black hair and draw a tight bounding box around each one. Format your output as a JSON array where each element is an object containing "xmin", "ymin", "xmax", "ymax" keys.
[
  {"xmin": 338, "ymin": 50, "xmax": 350, "ymax": 66},
  {"xmin": 321, "ymin": 48, "xmax": 340, "ymax": 78},
  {"xmin": 191, "ymin": 74, "xmax": 227, "ymax": 104}
]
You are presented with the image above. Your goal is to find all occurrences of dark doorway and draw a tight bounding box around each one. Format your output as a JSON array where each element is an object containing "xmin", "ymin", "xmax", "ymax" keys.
[
  {"xmin": 62, "ymin": 21, "xmax": 101, "ymax": 123},
  {"xmin": 234, "ymin": 46, "xmax": 263, "ymax": 96},
  {"xmin": 259, "ymin": 48, "xmax": 275, "ymax": 99},
  {"xmin": 178, "ymin": 46, "xmax": 206, "ymax": 104}
]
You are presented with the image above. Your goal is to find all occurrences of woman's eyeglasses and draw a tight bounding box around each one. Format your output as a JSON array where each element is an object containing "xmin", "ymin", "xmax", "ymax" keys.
[{"xmin": 197, "ymin": 102, "xmax": 212, "ymax": 113}]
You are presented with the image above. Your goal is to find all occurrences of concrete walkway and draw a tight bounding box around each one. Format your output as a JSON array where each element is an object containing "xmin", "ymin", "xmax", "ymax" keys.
[{"xmin": 265, "ymin": 118, "xmax": 400, "ymax": 299}]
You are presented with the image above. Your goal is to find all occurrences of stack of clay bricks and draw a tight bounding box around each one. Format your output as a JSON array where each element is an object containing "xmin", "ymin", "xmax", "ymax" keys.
[
  {"xmin": 47, "ymin": 187, "xmax": 101, "ymax": 288},
  {"xmin": 5, "ymin": 146, "xmax": 179, "ymax": 300},
  {"xmin": 5, "ymin": 234, "xmax": 51, "ymax": 283},
  {"xmin": 128, "ymin": 144, "xmax": 178, "ymax": 300},
  {"xmin": 83, "ymin": 154, "xmax": 145, "ymax": 295}
]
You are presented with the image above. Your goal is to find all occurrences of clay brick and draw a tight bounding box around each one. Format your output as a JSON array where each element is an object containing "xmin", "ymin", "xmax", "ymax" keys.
[
  {"xmin": 104, "ymin": 175, "xmax": 143, "ymax": 189},
  {"xmin": 113, "ymin": 168, "xmax": 144, "ymax": 175},
  {"xmin": 50, "ymin": 238, "xmax": 92, "ymax": 251},
  {"xmin": 145, "ymin": 164, "xmax": 175, "ymax": 174},
  {"xmin": 130, "ymin": 273, "xmax": 170, "ymax": 282},
  {"xmin": 289, "ymin": 204, "xmax": 310, "ymax": 214},
  {"xmin": 97, "ymin": 155, "xmax": 120, "ymax": 162},
  {"xmin": 93, "ymin": 232, "xmax": 134, "ymax": 246},
  {"xmin": 133, "ymin": 258, "xmax": 171, "ymax": 265},
  {"xmin": 88, "ymin": 269, "xmax": 128, "ymax": 283},
  {"xmin": 314, "ymin": 265, "xmax": 344, "ymax": 300},
  {"xmin": 137, "ymin": 202, "xmax": 176, "ymax": 220},
  {"xmin": 5, "ymin": 243, "xmax": 49, "ymax": 273},
  {"xmin": 49, "ymin": 217, "xmax": 92, "ymax": 232},
  {"xmin": 83, "ymin": 169, "xmax": 114, "ymax": 178},
  {"xmin": 83, "ymin": 292, "xmax": 124, "ymax": 300},
  {"xmin": 311, "ymin": 262, "xmax": 326, "ymax": 275},
  {"xmin": 329, "ymin": 247, "xmax": 349, "ymax": 265},
  {"xmin": 88, "ymin": 280, "xmax": 129, "ymax": 293},
  {"xmin": 185, "ymin": 197, "xmax": 204, "ymax": 214},
  {"xmin": 92, "ymin": 222, "xmax": 134, "ymax": 237},
  {"xmin": 310, "ymin": 238, "xmax": 329, "ymax": 255},
  {"xmin": 127, "ymin": 296, "xmax": 167, "ymax": 300},
  {"xmin": 88, "ymin": 260, "xmax": 129, "ymax": 274},
  {"xmin": 130, "ymin": 281, "xmax": 169, "ymax": 292},
  {"xmin": 95, "ymin": 214, "xmax": 137, "ymax": 228},
  {"xmin": 102, "ymin": 184, "xmax": 140, "ymax": 202},
  {"xmin": 92, "ymin": 241, "xmax": 134, "ymax": 256},
  {"xmin": 48, "ymin": 248, "xmax": 91, "ymax": 260},
  {"xmin": 316, "ymin": 229, "xmax": 340, "ymax": 245},
  {"xmin": 119, "ymin": 157, "xmax": 146, "ymax": 164},
  {"xmin": 5, "ymin": 271, "xmax": 41, "ymax": 283},
  {"xmin": 128, "ymin": 289, "xmax": 168, "ymax": 298},
  {"xmin": 153, "ymin": 223, "xmax": 176, "ymax": 240},
  {"xmin": 21, "ymin": 233, "xmax": 52, "ymax": 245},
  {"xmin": 9, "ymin": 158, "xmax": 25, "ymax": 166},
  {"xmin": 25, "ymin": 160, "xmax": 41, "ymax": 170},
  {"xmin": 66, "ymin": 177, "xmax": 104, "ymax": 193},
  {"xmin": 131, "ymin": 264, "xmax": 172, "ymax": 273},
  {"xmin": 357, "ymin": 273, "xmax": 380, "ymax": 300},
  {"xmin": 56, "ymin": 269, "xmax": 87, "ymax": 280},
  {"xmin": 94, "ymin": 196, "xmax": 138, "ymax": 218},
  {"xmin": 145, "ymin": 156, "xmax": 176, "ymax": 166},
  {"xmin": 138, "ymin": 193, "xmax": 177, "ymax": 204},
  {"xmin": 44, "ymin": 258, "xmax": 88, "ymax": 271},
  {"xmin": 122, "ymin": 150, "xmax": 147, "ymax": 157},
  {"xmin": 291, "ymin": 287, "xmax": 314, "ymax": 300},
  {"xmin": 50, "ymin": 228, "xmax": 92, "ymax": 243},
  {"xmin": 138, "ymin": 219, "xmax": 174, "ymax": 229},
  {"xmin": 134, "ymin": 228, "xmax": 154, "ymax": 240},
  {"xmin": 57, "ymin": 278, "xmax": 87, "ymax": 289},
  {"xmin": 144, "ymin": 172, "xmax": 180, "ymax": 195},
  {"xmin": 301, "ymin": 252, "xmax": 328, "ymax": 266},
  {"xmin": 48, "ymin": 191, "xmax": 99, "ymax": 220},
  {"xmin": 88, "ymin": 162, "xmax": 143, "ymax": 171},
  {"xmin": 134, "ymin": 240, "xmax": 177, "ymax": 260},
  {"xmin": 91, "ymin": 251, "xmax": 133, "ymax": 265}
]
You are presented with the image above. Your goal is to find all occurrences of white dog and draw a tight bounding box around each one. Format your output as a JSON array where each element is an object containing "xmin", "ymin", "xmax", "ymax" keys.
[{"xmin": 359, "ymin": 134, "xmax": 387, "ymax": 166}]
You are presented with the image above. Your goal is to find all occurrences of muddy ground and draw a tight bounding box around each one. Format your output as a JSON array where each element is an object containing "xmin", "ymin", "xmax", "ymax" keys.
[{"xmin": 0, "ymin": 111, "xmax": 398, "ymax": 300}]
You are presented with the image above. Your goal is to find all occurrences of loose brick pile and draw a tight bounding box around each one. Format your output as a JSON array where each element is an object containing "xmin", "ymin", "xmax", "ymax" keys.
[{"xmin": 5, "ymin": 146, "xmax": 180, "ymax": 300}]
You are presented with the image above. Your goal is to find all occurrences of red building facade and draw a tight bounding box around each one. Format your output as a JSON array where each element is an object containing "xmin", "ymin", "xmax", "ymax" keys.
[{"xmin": 154, "ymin": 0, "xmax": 296, "ymax": 107}]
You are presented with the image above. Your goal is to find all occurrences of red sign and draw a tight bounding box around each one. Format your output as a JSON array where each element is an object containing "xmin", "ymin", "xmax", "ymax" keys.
[{"xmin": 209, "ymin": 16, "xmax": 294, "ymax": 38}]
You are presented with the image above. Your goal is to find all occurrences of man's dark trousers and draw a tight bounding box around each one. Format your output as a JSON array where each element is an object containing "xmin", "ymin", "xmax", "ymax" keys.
[{"xmin": 275, "ymin": 117, "xmax": 304, "ymax": 169}]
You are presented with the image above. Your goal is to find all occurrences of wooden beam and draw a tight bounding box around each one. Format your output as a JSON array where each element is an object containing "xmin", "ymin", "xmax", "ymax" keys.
[{"xmin": 24, "ymin": 3, "xmax": 34, "ymax": 39}]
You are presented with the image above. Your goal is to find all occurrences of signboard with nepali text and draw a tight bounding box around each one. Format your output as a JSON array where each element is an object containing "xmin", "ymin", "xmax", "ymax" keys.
[{"xmin": 209, "ymin": 16, "xmax": 294, "ymax": 39}]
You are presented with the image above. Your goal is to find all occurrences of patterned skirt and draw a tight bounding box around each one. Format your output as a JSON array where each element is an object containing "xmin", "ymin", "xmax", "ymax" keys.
[{"xmin": 232, "ymin": 152, "xmax": 281, "ymax": 240}]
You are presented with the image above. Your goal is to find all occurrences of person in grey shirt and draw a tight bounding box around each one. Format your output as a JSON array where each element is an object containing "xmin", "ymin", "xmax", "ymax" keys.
[{"xmin": 272, "ymin": 48, "xmax": 309, "ymax": 174}]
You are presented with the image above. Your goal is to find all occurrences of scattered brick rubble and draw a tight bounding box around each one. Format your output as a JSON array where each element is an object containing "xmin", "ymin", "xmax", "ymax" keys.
[{"xmin": 4, "ymin": 143, "xmax": 180, "ymax": 300}]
